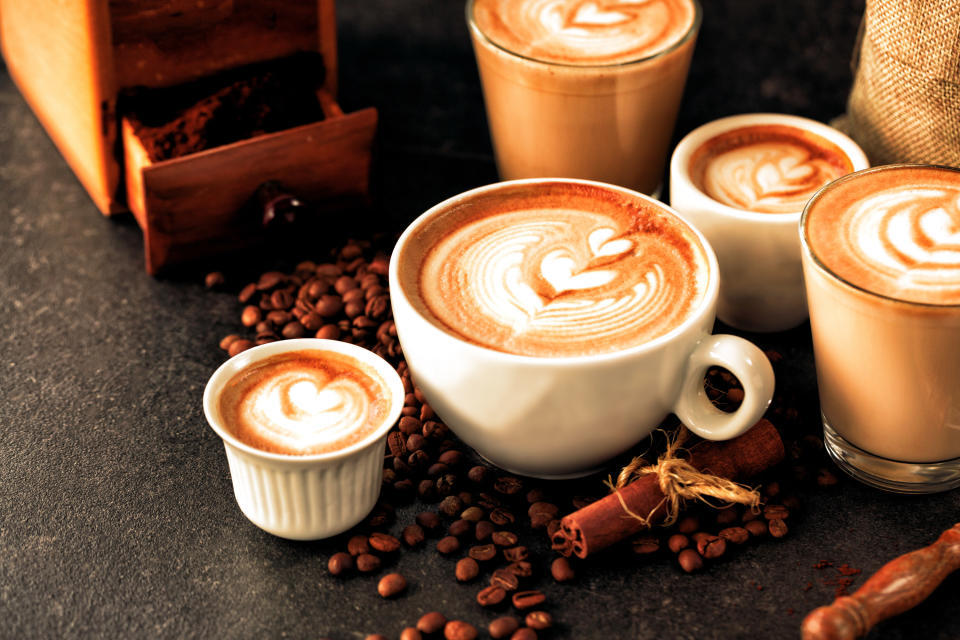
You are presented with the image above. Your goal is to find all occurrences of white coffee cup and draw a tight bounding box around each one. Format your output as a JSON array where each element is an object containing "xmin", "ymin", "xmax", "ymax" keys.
[
  {"xmin": 203, "ymin": 338, "xmax": 404, "ymax": 540},
  {"xmin": 389, "ymin": 179, "xmax": 775, "ymax": 478},
  {"xmin": 670, "ymin": 113, "xmax": 869, "ymax": 332}
]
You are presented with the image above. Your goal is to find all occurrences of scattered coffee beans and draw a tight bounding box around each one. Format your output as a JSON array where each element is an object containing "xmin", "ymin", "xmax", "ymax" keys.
[
  {"xmin": 417, "ymin": 612, "xmax": 447, "ymax": 634},
  {"xmin": 488, "ymin": 616, "xmax": 520, "ymax": 639},
  {"xmin": 378, "ymin": 573, "xmax": 407, "ymax": 598},
  {"xmin": 456, "ymin": 557, "xmax": 480, "ymax": 582},
  {"xmin": 444, "ymin": 621, "xmax": 478, "ymax": 640},
  {"xmin": 525, "ymin": 611, "xmax": 552, "ymax": 630}
]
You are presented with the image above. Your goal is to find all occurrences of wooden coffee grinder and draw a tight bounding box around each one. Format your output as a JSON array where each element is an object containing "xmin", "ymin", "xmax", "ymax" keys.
[{"xmin": 0, "ymin": 0, "xmax": 377, "ymax": 273}]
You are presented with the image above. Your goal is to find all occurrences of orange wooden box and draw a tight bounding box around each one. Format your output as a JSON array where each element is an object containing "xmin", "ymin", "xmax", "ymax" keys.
[{"xmin": 0, "ymin": 0, "xmax": 377, "ymax": 273}]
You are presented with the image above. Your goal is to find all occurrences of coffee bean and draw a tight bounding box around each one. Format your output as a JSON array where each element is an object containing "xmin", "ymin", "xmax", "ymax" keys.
[
  {"xmin": 546, "ymin": 519, "xmax": 561, "ymax": 538},
  {"xmin": 377, "ymin": 572, "xmax": 407, "ymax": 598},
  {"xmin": 387, "ymin": 432, "xmax": 407, "ymax": 459},
  {"xmin": 439, "ymin": 495, "xmax": 464, "ymax": 517},
  {"xmin": 227, "ymin": 339, "xmax": 254, "ymax": 357},
  {"xmin": 475, "ymin": 520, "xmax": 495, "ymax": 542},
  {"xmin": 677, "ymin": 515, "xmax": 700, "ymax": 534},
  {"xmin": 402, "ymin": 524, "xmax": 425, "ymax": 548},
  {"xmin": 408, "ymin": 449, "xmax": 430, "ymax": 470},
  {"xmin": 444, "ymin": 620, "xmax": 477, "ymax": 640},
  {"xmin": 494, "ymin": 476, "xmax": 523, "ymax": 495},
  {"xmin": 219, "ymin": 334, "xmax": 241, "ymax": 351},
  {"xmin": 511, "ymin": 629, "xmax": 537, "ymax": 640},
  {"xmin": 281, "ymin": 320, "xmax": 306, "ymax": 339},
  {"xmin": 525, "ymin": 611, "xmax": 552, "ymax": 630},
  {"xmin": 327, "ymin": 552, "xmax": 353, "ymax": 576},
  {"xmin": 342, "ymin": 287, "xmax": 365, "ymax": 305},
  {"xmin": 492, "ymin": 531, "xmax": 519, "ymax": 547},
  {"xmin": 368, "ymin": 532, "xmax": 401, "ymax": 553},
  {"xmin": 436, "ymin": 474, "xmax": 458, "ymax": 496},
  {"xmin": 257, "ymin": 271, "xmax": 286, "ymax": 290},
  {"xmin": 477, "ymin": 585, "xmax": 507, "ymax": 607},
  {"xmin": 437, "ymin": 536, "xmax": 461, "ymax": 555},
  {"xmin": 400, "ymin": 628, "xmax": 422, "ymax": 640},
  {"xmin": 667, "ymin": 534, "xmax": 689, "ymax": 553},
  {"xmin": 393, "ymin": 456, "xmax": 411, "ymax": 475},
  {"xmin": 394, "ymin": 478, "xmax": 414, "ymax": 498},
  {"xmin": 525, "ymin": 488, "xmax": 547, "ymax": 504},
  {"xmin": 347, "ymin": 535, "xmax": 370, "ymax": 556},
  {"xmin": 764, "ymin": 505, "xmax": 790, "ymax": 520},
  {"xmin": 461, "ymin": 506, "xmax": 485, "ymax": 522},
  {"xmin": 448, "ymin": 519, "xmax": 472, "ymax": 538},
  {"xmin": 468, "ymin": 465, "xmax": 492, "ymax": 485},
  {"xmin": 745, "ymin": 519, "xmax": 769, "ymax": 538},
  {"xmin": 741, "ymin": 508, "xmax": 761, "ymax": 523},
  {"xmin": 632, "ymin": 536, "xmax": 660, "ymax": 555},
  {"xmin": 503, "ymin": 546, "xmax": 529, "ymax": 563},
  {"xmin": 456, "ymin": 557, "xmax": 480, "ymax": 582},
  {"xmin": 417, "ymin": 612, "xmax": 447, "ymax": 634},
  {"xmin": 490, "ymin": 568, "xmax": 520, "ymax": 592},
  {"xmin": 490, "ymin": 508, "xmax": 516, "ymax": 526},
  {"xmin": 399, "ymin": 416, "xmax": 422, "ymax": 435},
  {"xmin": 678, "ymin": 549, "xmax": 703, "ymax": 573},
  {"xmin": 418, "ymin": 479, "xmax": 437, "ymax": 501},
  {"xmin": 356, "ymin": 553, "xmax": 381, "ymax": 573},
  {"xmin": 715, "ymin": 506, "xmax": 739, "ymax": 525},
  {"xmin": 769, "ymin": 518, "xmax": 789, "ymax": 538},
  {"xmin": 511, "ymin": 590, "xmax": 545, "ymax": 610},
  {"xmin": 507, "ymin": 561, "xmax": 533, "ymax": 578},
  {"xmin": 270, "ymin": 289, "xmax": 293, "ymax": 310},
  {"xmin": 428, "ymin": 462, "xmax": 450, "ymax": 478},
  {"xmin": 719, "ymin": 527, "xmax": 750, "ymax": 545},
  {"xmin": 697, "ymin": 535, "xmax": 726, "ymax": 559},
  {"xmin": 527, "ymin": 502, "xmax": 559, "ymax": 520},
  {"xmin": 488, "ymin": 616, "xmax": 520, "ymax": 639},
  {"xmin": 365, "ymin": 635, "xmax": 388, "ymax": 640},
  {"xmin": 241, "ymin": 305, "xmax": 262, "ymax": 327},
  {"xmin": 315, "ymin": 324, "xmax": 340, "ymax": 340},
  {"xmin": 469, "ymin": 544, "xmax": 497, "ymax": 562},
  {"xmin": 238, "ymin": 282, "xmax": 257, "ymax": 303},
  {"xmin": 551, "ymin": 557, "xmax": 574, "ymax": 582},
  {"xmin": 416, "ymin": 511, "xmax": 441, "ymax": 531},
  {"xmin": 315, "ymin": 294, "xmax": 343, "ymax": 317},
  {"xmin": 438, "ymin": 449, "xmax": 463, "ymax": 467}
]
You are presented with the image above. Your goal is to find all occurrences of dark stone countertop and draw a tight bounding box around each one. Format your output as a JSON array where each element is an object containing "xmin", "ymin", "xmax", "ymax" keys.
[{"xmin": 1, "ymin": 1, "xmax": 958, "ymax": 638}]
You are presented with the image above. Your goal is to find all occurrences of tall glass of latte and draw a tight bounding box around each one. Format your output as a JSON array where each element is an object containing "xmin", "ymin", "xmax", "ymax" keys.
[
  {"xmin": 801, "ymin": 165, "xmax": 960, "ymax": 493},
  {"xmin": 467, "ymin": 0, "xmax": 701, "ymax": 196}
]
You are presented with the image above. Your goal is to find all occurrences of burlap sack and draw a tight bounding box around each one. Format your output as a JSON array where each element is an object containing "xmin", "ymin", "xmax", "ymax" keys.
[{"xmin": 833, "ymin": 0, "xmax": 960, "ymax": 166}]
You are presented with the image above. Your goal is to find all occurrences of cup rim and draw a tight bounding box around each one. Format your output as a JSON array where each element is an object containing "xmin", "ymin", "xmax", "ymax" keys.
[
  {"xmin": 389, "ymin": 177, "xmax": 721, "ymax": 366},
  {"xmin": 202, "ymin": 338, "xmax": 406, "ymax": 463},
  {"xmin": 465, "ymin": 0, "xmax": 702, "ymax": 70},
  {"xmin": 670, "ymin": 112, "xmax": 871, "ymax": 221},
  {"xmin": 799, "ymin": 163, "xmax": 960, "ymax": 309}
]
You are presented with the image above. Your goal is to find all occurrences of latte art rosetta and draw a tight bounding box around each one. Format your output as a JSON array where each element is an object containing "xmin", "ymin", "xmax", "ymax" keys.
[
  {"xmin": 412, "ymin": 193, "xmax": 709, "ymax": 357},
  {"xmin": 806, "ymin": 166, "xmax": 960, "ymax": 305},
  {"xmin": 219, "ymin": 351, "xmax": 389, "ymax": 455},
  {"xmin": 472, "ymin": 0, "xmax": 697, "ymax": 65},
  {"xmin": 692, "ymin": 126, "xmax": 852, "ymax": 214}
]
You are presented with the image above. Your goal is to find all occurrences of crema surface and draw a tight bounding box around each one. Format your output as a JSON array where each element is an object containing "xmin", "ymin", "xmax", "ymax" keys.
[
  {"xmin": 218, "ymin": 350, "xmax": 390, "ymax": 455},
  {"xmin": 401, "ymin": 182, "xmax": 710, "ymax": 357},
  {"xmin": 691, "ymin": 125, "xmax": 852, "ymax": 214},
  {"xmin": 471, "ymin": 0, "xmax": 697, "ymax": 65},
  {"xmin": 806, "ymin": 166, "xmax": 960, "ymax": 305}
]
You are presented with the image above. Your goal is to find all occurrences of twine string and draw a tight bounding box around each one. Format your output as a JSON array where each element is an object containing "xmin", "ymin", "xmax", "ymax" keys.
[{"xmin": 607, "ymin": 426, "xmax": 761, "ymax": 528}]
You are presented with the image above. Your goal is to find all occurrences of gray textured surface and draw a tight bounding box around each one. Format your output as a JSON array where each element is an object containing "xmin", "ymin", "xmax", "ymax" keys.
[{"xmin": 2, "ymin": 1, "xmax": 959, "ymax": 638}]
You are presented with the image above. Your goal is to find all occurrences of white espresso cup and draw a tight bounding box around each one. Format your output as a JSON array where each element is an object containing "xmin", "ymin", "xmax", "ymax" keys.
[
  {"xmin": 670, "ymin": 113, "xmax": 869, "ymax": 332},
  {"xmin": 203, "ymin": 338, "xmax": 405, "ymax": 540},
  {"xmin": 389, "ymin": 179, "xmax": 775, "ymax": 478}
]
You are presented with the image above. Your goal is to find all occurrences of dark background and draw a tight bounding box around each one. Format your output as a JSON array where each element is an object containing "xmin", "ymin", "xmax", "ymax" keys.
[{"xmin": 2, "ymin": 1, "xmax": 959, "ymax": 638}]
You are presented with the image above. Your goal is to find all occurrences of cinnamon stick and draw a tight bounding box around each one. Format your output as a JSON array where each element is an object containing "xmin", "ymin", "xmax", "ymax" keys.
[{"xmin": 551, "ymin": 419, "xmax": 784, "ymax": 558}]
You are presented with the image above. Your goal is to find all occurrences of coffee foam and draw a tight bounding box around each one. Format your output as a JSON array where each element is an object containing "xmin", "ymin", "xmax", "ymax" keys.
[
  {"xmin": 218, "ymin": 350, "xmax": 390, "ymax": 455},
  {"xmin": 689, "ymin": 125, "xmax": 853, "ymax": 214},
  {"xmin": 806, "ymin": 166, "xmax": 960, "ymax": 305},
  {"xmin": 399, "ymin": 182, "xmax": 710, "ymax": 357},
  {"xmin": 471, "ymin": 0, "xmax": 696, "ymax": 66}
]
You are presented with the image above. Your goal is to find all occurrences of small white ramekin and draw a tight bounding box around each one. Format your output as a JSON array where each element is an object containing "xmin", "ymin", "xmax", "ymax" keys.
[{"xmin": 203, "ymin": 338, "xmax": 404, "ymax": 540}]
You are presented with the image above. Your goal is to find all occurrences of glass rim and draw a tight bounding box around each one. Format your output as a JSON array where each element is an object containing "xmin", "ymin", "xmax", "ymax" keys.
[
  {"xmin": 465, "ymin": 0, "xmax": 702, "ymax": 70},
  {"xmin": 800, "ymin": 163, "xmax": 960, "ymax": 309}
]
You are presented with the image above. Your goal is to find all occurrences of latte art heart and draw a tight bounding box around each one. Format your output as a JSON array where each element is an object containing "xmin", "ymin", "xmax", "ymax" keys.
[
  {"xmin": 404, "ymin": 183, "xmax": 709, "ymax": 357},
  {"xmin": 472, "ymin": 0, "xmax": 696, "ymax": 65},
  {"xmin": 219, "ymin": 350, "xmax": 390, "ymax": 455},
  {"xmin": 806, "ymin": 166, "xmax": 960, "ymax": 305}
]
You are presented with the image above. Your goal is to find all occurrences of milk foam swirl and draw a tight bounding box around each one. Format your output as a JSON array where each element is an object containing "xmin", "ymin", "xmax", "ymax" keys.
[
  {"xmin": 220, "ymin": 351, "xmax": 388, "ymax": 455},
  {"xmin": 693, "ymin": 127, "xmax": 850, "ymax": 214},
  {"xmin": 807, "ymin": 167, "xmax": 960, "ymax": 305},
  {"xmin": 416, "ymin": 202, "xmax": 708, "ymax": 357},
  {"xmin": 472, "ymin": 0, "xmax": 697, "ymax": 65}
]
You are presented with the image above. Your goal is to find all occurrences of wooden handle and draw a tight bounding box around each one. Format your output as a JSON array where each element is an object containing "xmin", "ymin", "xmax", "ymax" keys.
[{"xmin": 801, "ymin": 523, "xmax": 960, "ymax": 640}]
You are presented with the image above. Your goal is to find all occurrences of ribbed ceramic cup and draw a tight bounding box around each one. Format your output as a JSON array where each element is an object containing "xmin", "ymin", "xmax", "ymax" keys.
[{"xmin": 203, "ymin": 339, "xmax": 405, "ymax": 540}]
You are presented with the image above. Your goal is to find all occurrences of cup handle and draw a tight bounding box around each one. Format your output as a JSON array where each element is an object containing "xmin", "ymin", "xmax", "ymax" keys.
[{"xmin": 672, "ymin": 335, "xmax": 775, "ymax": 441}]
